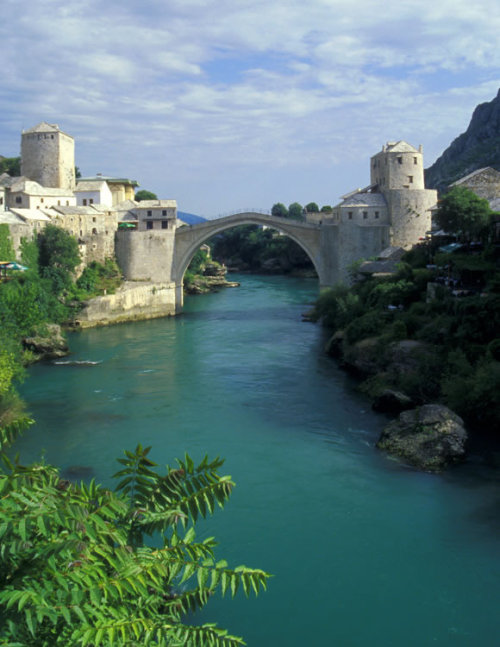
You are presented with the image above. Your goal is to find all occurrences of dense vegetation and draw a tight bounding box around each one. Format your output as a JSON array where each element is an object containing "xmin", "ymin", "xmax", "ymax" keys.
[
  {"xmin": 209, "ymin": 224, "xmax": 316, "ymax": 275},
  {"xmin": 0, "ymin": 428, "xmax": 269, "ymax": 646},
  {"xmin": 0, "ymin": 225, "xmax": 121, "ymax": 417},
  {"xmin": 310, "ymin": 188, "xmax": 500, "ymax": 431}
]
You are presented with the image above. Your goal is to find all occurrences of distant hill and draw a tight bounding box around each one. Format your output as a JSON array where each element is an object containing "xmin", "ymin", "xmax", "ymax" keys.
[
  {"xmin": 425, "ymin": 89, "xmax": 500, "ymax": 194},
  {"xmin": 177, "ymin": 211, "xmax": 207, "ymax": 225}
]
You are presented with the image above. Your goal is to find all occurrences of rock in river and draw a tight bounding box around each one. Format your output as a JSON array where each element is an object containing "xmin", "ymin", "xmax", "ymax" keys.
[
  {"xmin": 376, "ymin": 404, "xmax": 467, "ymax": 472},
  {"xmin": 22, "ymin": 323, "xmax": 69, "ymax": 361}
]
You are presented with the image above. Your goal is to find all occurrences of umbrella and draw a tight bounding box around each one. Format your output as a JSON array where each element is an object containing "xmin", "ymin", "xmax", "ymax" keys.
[{"xmin": 5, "ymin": 262, "xmax": 28, "ymax": 271}]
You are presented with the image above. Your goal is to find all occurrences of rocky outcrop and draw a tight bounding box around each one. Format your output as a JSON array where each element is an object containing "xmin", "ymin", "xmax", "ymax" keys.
[
  {"xmin": 376, "ymin": 404, "xmax": 467, "ymax": 472},
  {"xmin": 425, "ymin": 89, "xmax": 500, "ymax": 194},
  {"xmin": 184, "ymin": 276, "xmax": 239, "ymax": 294},
  {"xmin": 23, "ymin": 324, "xmax": 69, "ymax": 361}
]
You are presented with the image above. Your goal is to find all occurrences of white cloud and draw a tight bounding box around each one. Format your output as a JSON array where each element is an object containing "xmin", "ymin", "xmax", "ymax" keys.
[{"xmin": 0, "ymin": 0, "xmax": 498, "ymax": 213}]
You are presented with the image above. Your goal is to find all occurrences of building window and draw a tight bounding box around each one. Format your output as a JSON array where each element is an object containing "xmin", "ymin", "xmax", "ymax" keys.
[
  {"xmin": 397, "ymin": 156, "xmax": 402, "ymax": 164},
  {"xmin": 83, "ymin": 199, "xmax": 87, "ymax": 206},
  {"xmin": 363, "ymin": 211, "xmax": 368, "ymax": 219},
  {"xmin": 146, "ymin": 221, "xmax": 153, "ymax": 230},
  {"xmin": 162, "ymin": 210, "xmax": 167, "ymax": 216},
  {"xmin": 93, "ymin": 217, "xmax": 96, "ymax": 222},
  {"xmin": 66, "ymin": 201, "xmax": 69, "ymax": 206},
  {"xmin": 161, "ymin": 220, "xmax": 168, "ymax": 229},
  {"xmin": 348, "ymin": 212, "xmax": 353, "ymax": 219},
  {"xmin": 414, "ymin": 157, "xmax": 418, "ymax": 164},
  {"xmin": 92, "ymin": 228, "xmax": 97, "ymax": 235},
  {"xmin": 89, "ymin": 198, "xmax": 94, "ymax": 204},
  {"xmin": 408, "ymin": 176, "xmax": 413, "ymax": 183},
  {"xmin": 375, "ymin": 211, "xmax": 379, "ymax": 218},
  {"xmin": 16, "ymin": 196, "xmax": 22, "ymax": 204},
  {"xmin": 147, "ymin": 210, "xmax": 152, "ymax": 217},
  {"xmin": 0, "ymin": 197, "xmax": 3, "ymax": 205}
]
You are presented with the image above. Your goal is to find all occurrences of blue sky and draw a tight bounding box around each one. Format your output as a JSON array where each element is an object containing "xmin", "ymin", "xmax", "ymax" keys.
[{"xmin": 0, "ymin": 0, "xmax": 498, "ymax": 217}]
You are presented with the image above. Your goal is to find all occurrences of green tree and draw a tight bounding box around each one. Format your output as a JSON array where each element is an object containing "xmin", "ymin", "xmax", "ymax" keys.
[
  {"xmin": 0, "ymin": 435, "xmax": 269, "ymax": 647},
  {"xmin": 19, "ymin": 236, "xmax": 39, "ymax": 273},
  {"xmin": 0, "ymin": 156, "xmax": 21, "ymax": 176},
  {"xmin": 37, "ymin": 225, "xmax": 81, "ymax": 294},
  {"xmin": 320, "ymin": 205, "xmax": 333, "ymax": 213},
  {"xmin": 0, "ymin": 224, "xmax": 15, "ymax": 261},
  {"xmin": 436, "ymin": 186, "xmax": 492, "ymax": 241},
  {"xmin": 288, "ymin": 202, "xmax": 303, "ymax": 220},
  {"xmin": 305, "ymin": 202, "xmax": 319, "ymax": 213},
  {"xmin": 135, "ymin": 190, "xmax": 158, "ymax": 201},
  {"xmin": 271, "ymin": 203, "xmax": 288, "ymax": 218}
]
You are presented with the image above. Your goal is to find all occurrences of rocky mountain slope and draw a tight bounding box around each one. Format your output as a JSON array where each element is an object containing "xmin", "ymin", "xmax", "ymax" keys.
[{"xmin": 425, "ymin": 89, "xmax": 500, "ymax": 194}]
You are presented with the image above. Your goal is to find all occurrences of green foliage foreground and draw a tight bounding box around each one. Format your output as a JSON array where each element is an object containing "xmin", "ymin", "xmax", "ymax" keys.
[{"xmin": 0, "ymin": 433, "xmax": 269, "ymax": 647}]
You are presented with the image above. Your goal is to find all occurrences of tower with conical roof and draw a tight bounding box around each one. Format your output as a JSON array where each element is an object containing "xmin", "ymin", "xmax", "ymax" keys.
[
  {"xmin": 370, "ymin": 141, "xmax": 436, "ymax": 247},
  {"xmin": 21, "ymin": 122, "xmax": 75, "ymax": 191}
]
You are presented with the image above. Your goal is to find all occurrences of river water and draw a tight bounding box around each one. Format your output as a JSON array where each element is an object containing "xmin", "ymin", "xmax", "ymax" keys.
[{"xmin": 16, "ymin": 274, "xmax": 500, "ymax": 646}]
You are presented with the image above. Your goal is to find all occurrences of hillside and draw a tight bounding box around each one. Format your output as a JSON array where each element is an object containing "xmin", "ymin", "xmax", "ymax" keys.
[
  {"xmin": 425, "ymin": 89, "xmax": 500, "ymax": 194},
  {"xmin": 177, "ymin": 211, "xmax": 206, "ymax": 225}
]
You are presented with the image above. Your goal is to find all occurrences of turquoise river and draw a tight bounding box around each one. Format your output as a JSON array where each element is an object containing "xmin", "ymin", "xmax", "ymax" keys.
[{"xmin": 15, "ymin": 274, "xmax": 500, "ymax": 646}]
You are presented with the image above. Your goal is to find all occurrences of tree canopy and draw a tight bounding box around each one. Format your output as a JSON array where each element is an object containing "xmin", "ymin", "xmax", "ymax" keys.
[
  {"xmin": 436, "ymin": 186, "xmax": 492, "ymax": 241},
  {"xmin": 135, "ymin": 190, "xmax": 158, "ymax": 202},
  {"xmin": 271, "ymin": 203, "xmax": 288, "ymax": 218},
  {"xmin": 0, "ymin": 156, "xmax": 21, "ymax": 176},
  {"xmin": 37, "ymin": 225, "xmax": 81, "ymax": 293},
  {"xmin": 288, "ymin": 202, "xmax": 303, "ymax": 220},
  {"xmin": 0, "ymin": 430, "xmax": 270, "ymax": 647},
  {"xmin": 305, "ymin": 202, "xmax": 319, "ymax": 213}
]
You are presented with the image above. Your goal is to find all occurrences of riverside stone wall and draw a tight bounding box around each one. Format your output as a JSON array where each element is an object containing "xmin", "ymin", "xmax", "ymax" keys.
[{"xmin": 72, "ymin": 281, "xmax": 176, "ymax": 328}]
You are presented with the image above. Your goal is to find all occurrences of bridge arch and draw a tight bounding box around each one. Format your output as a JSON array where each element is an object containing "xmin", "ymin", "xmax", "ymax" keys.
[{"xmin": 172, "ymin": 212, "xmax": 324, "ymax": 309}]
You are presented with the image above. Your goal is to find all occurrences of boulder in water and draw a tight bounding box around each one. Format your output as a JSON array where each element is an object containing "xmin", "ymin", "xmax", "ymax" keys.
[
  {"xmin": 376, "ymin": 404, "xmax": 467, "ymax": 472},
  {"xmin": 23, "ymin": 324, "xmax": 69, "ymax": 361}
]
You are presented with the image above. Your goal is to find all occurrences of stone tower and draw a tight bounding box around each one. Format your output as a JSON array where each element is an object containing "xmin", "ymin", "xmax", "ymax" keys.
[
  {"xmin": 370, "ymin": 141, "xmax": 437, "ymax": 248},
  {"xmin": 21, "ymin": 122, "xmax": 75, "ymax": 191}
]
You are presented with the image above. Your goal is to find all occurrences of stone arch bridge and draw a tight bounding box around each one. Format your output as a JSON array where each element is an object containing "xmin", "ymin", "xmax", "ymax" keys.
[{"xmin": 116, "ymin": 211, "xmax": 390, "ymax": 313}]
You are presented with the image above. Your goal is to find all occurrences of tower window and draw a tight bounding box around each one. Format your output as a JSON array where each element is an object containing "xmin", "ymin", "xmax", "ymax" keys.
[
  {"xmin": 348, "ymin": 212, "xmax": 353, "ymax": 220},
  {"xmin": 363, "ymin": 211, "xmax": 368, "ymax": 219},
  {"xmin": 83, "ymin": 199, "xmax": 87, "ymax": 206},
  {"xmin": 397, "ymin": 157, "xmax": 403, "ymax": 164},
  {"xmin": 408, "ymin": 176, "xmax": 413, "ymax": 183},
  {"xmin": 414, "ymin": 157, "xmax": 418, "ymax": 164},
  {"xmin": 146, "ymin": 221, "xmax": 153, "ymax": 230},
  {"xmin": 375, "ymin": 211, "xmax": 379, "ymax": 218}
]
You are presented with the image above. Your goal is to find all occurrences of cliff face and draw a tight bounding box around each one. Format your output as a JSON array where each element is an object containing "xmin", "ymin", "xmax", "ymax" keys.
[{"xmin": 425, "ymin": 89, "xmax": 500, "ymax": 194}]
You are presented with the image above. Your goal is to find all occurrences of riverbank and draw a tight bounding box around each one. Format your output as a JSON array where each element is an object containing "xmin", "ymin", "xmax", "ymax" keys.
[
  {"xmin": 70, "ymin": 280, "xmax": 177, "ymax": 328},
  {"xmin": 14, "ymin": 273, "xmax": 500, "ymax": 647}
]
